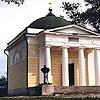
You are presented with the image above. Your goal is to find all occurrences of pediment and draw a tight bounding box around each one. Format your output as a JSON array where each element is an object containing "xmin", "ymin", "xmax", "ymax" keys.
[{"xmin": 45, "ymin": 25, "xmax": 100, "ymax": 36}]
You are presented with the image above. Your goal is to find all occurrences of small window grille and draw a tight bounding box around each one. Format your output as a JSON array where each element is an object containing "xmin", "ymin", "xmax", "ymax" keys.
[{"xmin": 68, "ymin": 37, "xmax": 79, "ymax": 42}]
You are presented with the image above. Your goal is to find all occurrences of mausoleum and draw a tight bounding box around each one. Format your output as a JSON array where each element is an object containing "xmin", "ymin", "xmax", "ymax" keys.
[{"xmin": 5, "ymin": 9, "xmax": 100, "ymax": 96}]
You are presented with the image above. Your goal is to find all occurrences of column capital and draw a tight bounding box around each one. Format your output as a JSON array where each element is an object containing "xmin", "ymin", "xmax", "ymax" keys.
[
  {"xmin": 41, "ymin": 45, "xmax": 51, "ymax": 49},
  {"xmin": 44, "ymin": 45, "xmax": 51, "ymax": 48},
  {"xmin": 95, "ymin": 48, "xmax": 100, "ymax": 50},
  {"xmin": 79, "ymin": 46, "xmax": 86, "ymax": 49},
  {"xmin": 62, "ymin": 46, "xmax": 70, "ymax": 49}
]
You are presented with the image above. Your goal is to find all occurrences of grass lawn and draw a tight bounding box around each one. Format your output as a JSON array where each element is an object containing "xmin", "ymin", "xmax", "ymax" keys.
[{"xmin": 0, "ymin": 96, "xmax": 100, "ymax": 100}]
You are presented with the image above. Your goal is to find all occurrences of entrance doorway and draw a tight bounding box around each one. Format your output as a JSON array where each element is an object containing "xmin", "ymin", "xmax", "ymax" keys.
[{"xmin": 69, "ymin": 63, "xmax": 75, "ymax": 86}]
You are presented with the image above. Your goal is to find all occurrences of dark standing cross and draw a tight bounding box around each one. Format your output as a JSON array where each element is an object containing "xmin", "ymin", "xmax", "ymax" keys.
[{"xmin": 41, "ymin": 65, "xmax": 50, "ymax": 84}]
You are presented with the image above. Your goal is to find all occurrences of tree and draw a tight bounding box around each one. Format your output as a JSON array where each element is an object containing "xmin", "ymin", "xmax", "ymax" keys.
[
  {"xmin": 62, "ymin": 0, "xmax": 100, "ymax": 32},
  {"xmin": 1, "ymin": 0, "xmax": 24, "ymax": 6},
  {"xmin": 62, "ymin": 2, "xmax": 83, "ymax": 25},
  {"xmin": 83, "ymin": 0, "xmax": 100, "ymax": 32},
  {"xmin": 0, "ymin": 76, "xmax": 7, "ymax": 88}
]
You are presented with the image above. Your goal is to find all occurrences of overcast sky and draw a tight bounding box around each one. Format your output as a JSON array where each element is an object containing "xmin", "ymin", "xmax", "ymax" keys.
[{"xmin": 0, "ymin": 0, "xmax": 85, "ymax": 77}]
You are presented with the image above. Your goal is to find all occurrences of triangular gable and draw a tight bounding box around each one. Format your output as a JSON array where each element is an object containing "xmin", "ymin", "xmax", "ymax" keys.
[{"xmin": 45, "ymin": 25, "xmax": 100, "ymax": 36}]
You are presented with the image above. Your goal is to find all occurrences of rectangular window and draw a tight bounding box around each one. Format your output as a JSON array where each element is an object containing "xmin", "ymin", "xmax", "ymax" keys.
[{"xmin": 68, "ymin": 37, "xmax": 79, "ymax": 42}]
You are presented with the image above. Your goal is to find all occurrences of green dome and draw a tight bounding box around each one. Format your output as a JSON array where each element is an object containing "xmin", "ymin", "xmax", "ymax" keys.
[{"xmin": 28, "ymin": 9, "xmax": 71, "ymax": 29}]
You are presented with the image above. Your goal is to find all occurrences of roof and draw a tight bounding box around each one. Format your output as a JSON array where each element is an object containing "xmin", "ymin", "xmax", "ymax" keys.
[
  {"xmin": 28, "ymin": 9, "xmax": 71, "ymax": 29},
  {"xmin": 5, "ymin": 9, "xmax": 100, "ymax": 51},
  {"xmin": 5, "ymin": 24, "xmax": 100, "ymax": 51},
  {"xmin": 45, "ymin": 24, "xmax": 100, "ymax": 36}
]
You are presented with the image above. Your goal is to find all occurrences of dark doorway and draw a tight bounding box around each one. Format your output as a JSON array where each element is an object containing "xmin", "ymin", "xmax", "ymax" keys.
[{"xmin": 69, "ymin": 63, "xmax": 74, "ymax": 86}]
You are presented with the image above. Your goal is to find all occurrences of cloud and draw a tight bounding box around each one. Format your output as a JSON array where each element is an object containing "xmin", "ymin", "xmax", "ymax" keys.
[{"xmin": 0, "ymin": 41, "xmax": 7, "ymax": 76}]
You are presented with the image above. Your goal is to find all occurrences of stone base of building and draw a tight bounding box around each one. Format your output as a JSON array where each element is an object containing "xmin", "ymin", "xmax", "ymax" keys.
[
  {"xmin": 8, "ymin": 85, "xmax": 100, "ymax": 96},
  {"xmin": 40, "ymin": 85, "xmax": 100, "ymax": 96},
  {"xmin": 53, "ymin": 86, "xmax": 100, "ymax": 96},
  {"xmin": 8, "ymin": 88, "xmax": 27, "ymax": 96}
]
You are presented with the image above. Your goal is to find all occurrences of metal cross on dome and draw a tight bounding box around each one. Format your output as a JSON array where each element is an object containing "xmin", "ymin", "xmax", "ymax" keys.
[
  {"xmin": 49, "ymin": 2, "xmax": 52, "ymax": 9},
  {"xmin": 48, "ymin": 1, "xmax": 53, "ymax": 13}
]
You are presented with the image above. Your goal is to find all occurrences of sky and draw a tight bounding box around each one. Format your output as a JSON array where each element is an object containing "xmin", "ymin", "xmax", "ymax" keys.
[{"xmin": 0, "ymin": 0, "xmax": 85, "ymax": 77}]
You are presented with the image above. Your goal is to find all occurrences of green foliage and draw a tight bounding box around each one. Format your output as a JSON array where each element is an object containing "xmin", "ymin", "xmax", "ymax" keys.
[
  {"xmin": 1, "ymin": 0, "xmax": 24, "ymax": 6},
  {"xmin": 62, "ymin": 2, "xmax": 83, "ymax": 25},
  {"xmin": 0, "ymin": 76, "xmax": 7, "ymax": 88},
  {"xmin": 62, "ymin": 0, "xmax": 100, "ymax": 32},
  {"xmin": 83, "ymin": 0, "xmax": 100, "ymax": 32}
]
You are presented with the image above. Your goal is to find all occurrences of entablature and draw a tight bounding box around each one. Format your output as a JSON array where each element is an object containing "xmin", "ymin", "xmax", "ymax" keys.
[{"xmin": 44, "ymin": 34, "xmax": 100, "ymax": 49}]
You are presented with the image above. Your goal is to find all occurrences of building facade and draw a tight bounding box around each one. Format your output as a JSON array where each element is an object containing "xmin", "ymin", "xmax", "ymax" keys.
[{"xmin": 5, "ymin": 10, "xmax": 100, "ymax": 95}]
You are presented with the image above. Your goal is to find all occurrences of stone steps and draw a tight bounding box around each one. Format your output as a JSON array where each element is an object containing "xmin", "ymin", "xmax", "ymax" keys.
[
  {"xmin": 54, "ymin": 86, "xmax": 100, "ymax": 96},
  {"xmin": 41, "ymin": 85, "xmax": 100, "ymax": 96}
]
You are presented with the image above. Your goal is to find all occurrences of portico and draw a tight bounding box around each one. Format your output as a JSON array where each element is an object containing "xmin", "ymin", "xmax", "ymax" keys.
[
  {"xmin": 40, "ymin": 45, "xmax": 100, "ymax": 87},
  {"xmin": 38, "ymin": 24, "xmax": 100, "ymax": 87}
]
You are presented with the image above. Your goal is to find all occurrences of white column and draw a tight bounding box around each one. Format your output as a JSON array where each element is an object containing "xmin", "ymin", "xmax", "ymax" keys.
[
  {"xmin": 79, "ymin": 48, "xmax": 86, "ymax": 86},
  {"xmin": 88, "ymin": 49, "xmax": 95, "ymax": 86},
  {"xmin": 39, "ymin": 47, "xmax": 44, "ymax": 84},
  {"xmin": 62, "ymin": 47, "xmax": 69, "ymax": 86},
  {"xmin": 95, "ymin": 49, "xmax": 100, "ymax": 85},
  {"xmin": 45, "ymin": 46, "xmax": 52, "ymax": 83}
]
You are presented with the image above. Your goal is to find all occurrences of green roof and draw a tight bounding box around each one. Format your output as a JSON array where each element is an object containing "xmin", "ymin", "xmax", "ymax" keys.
[{"xmin": 28, "ymin": 9, "xmax": 71, "ymax": 29}]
